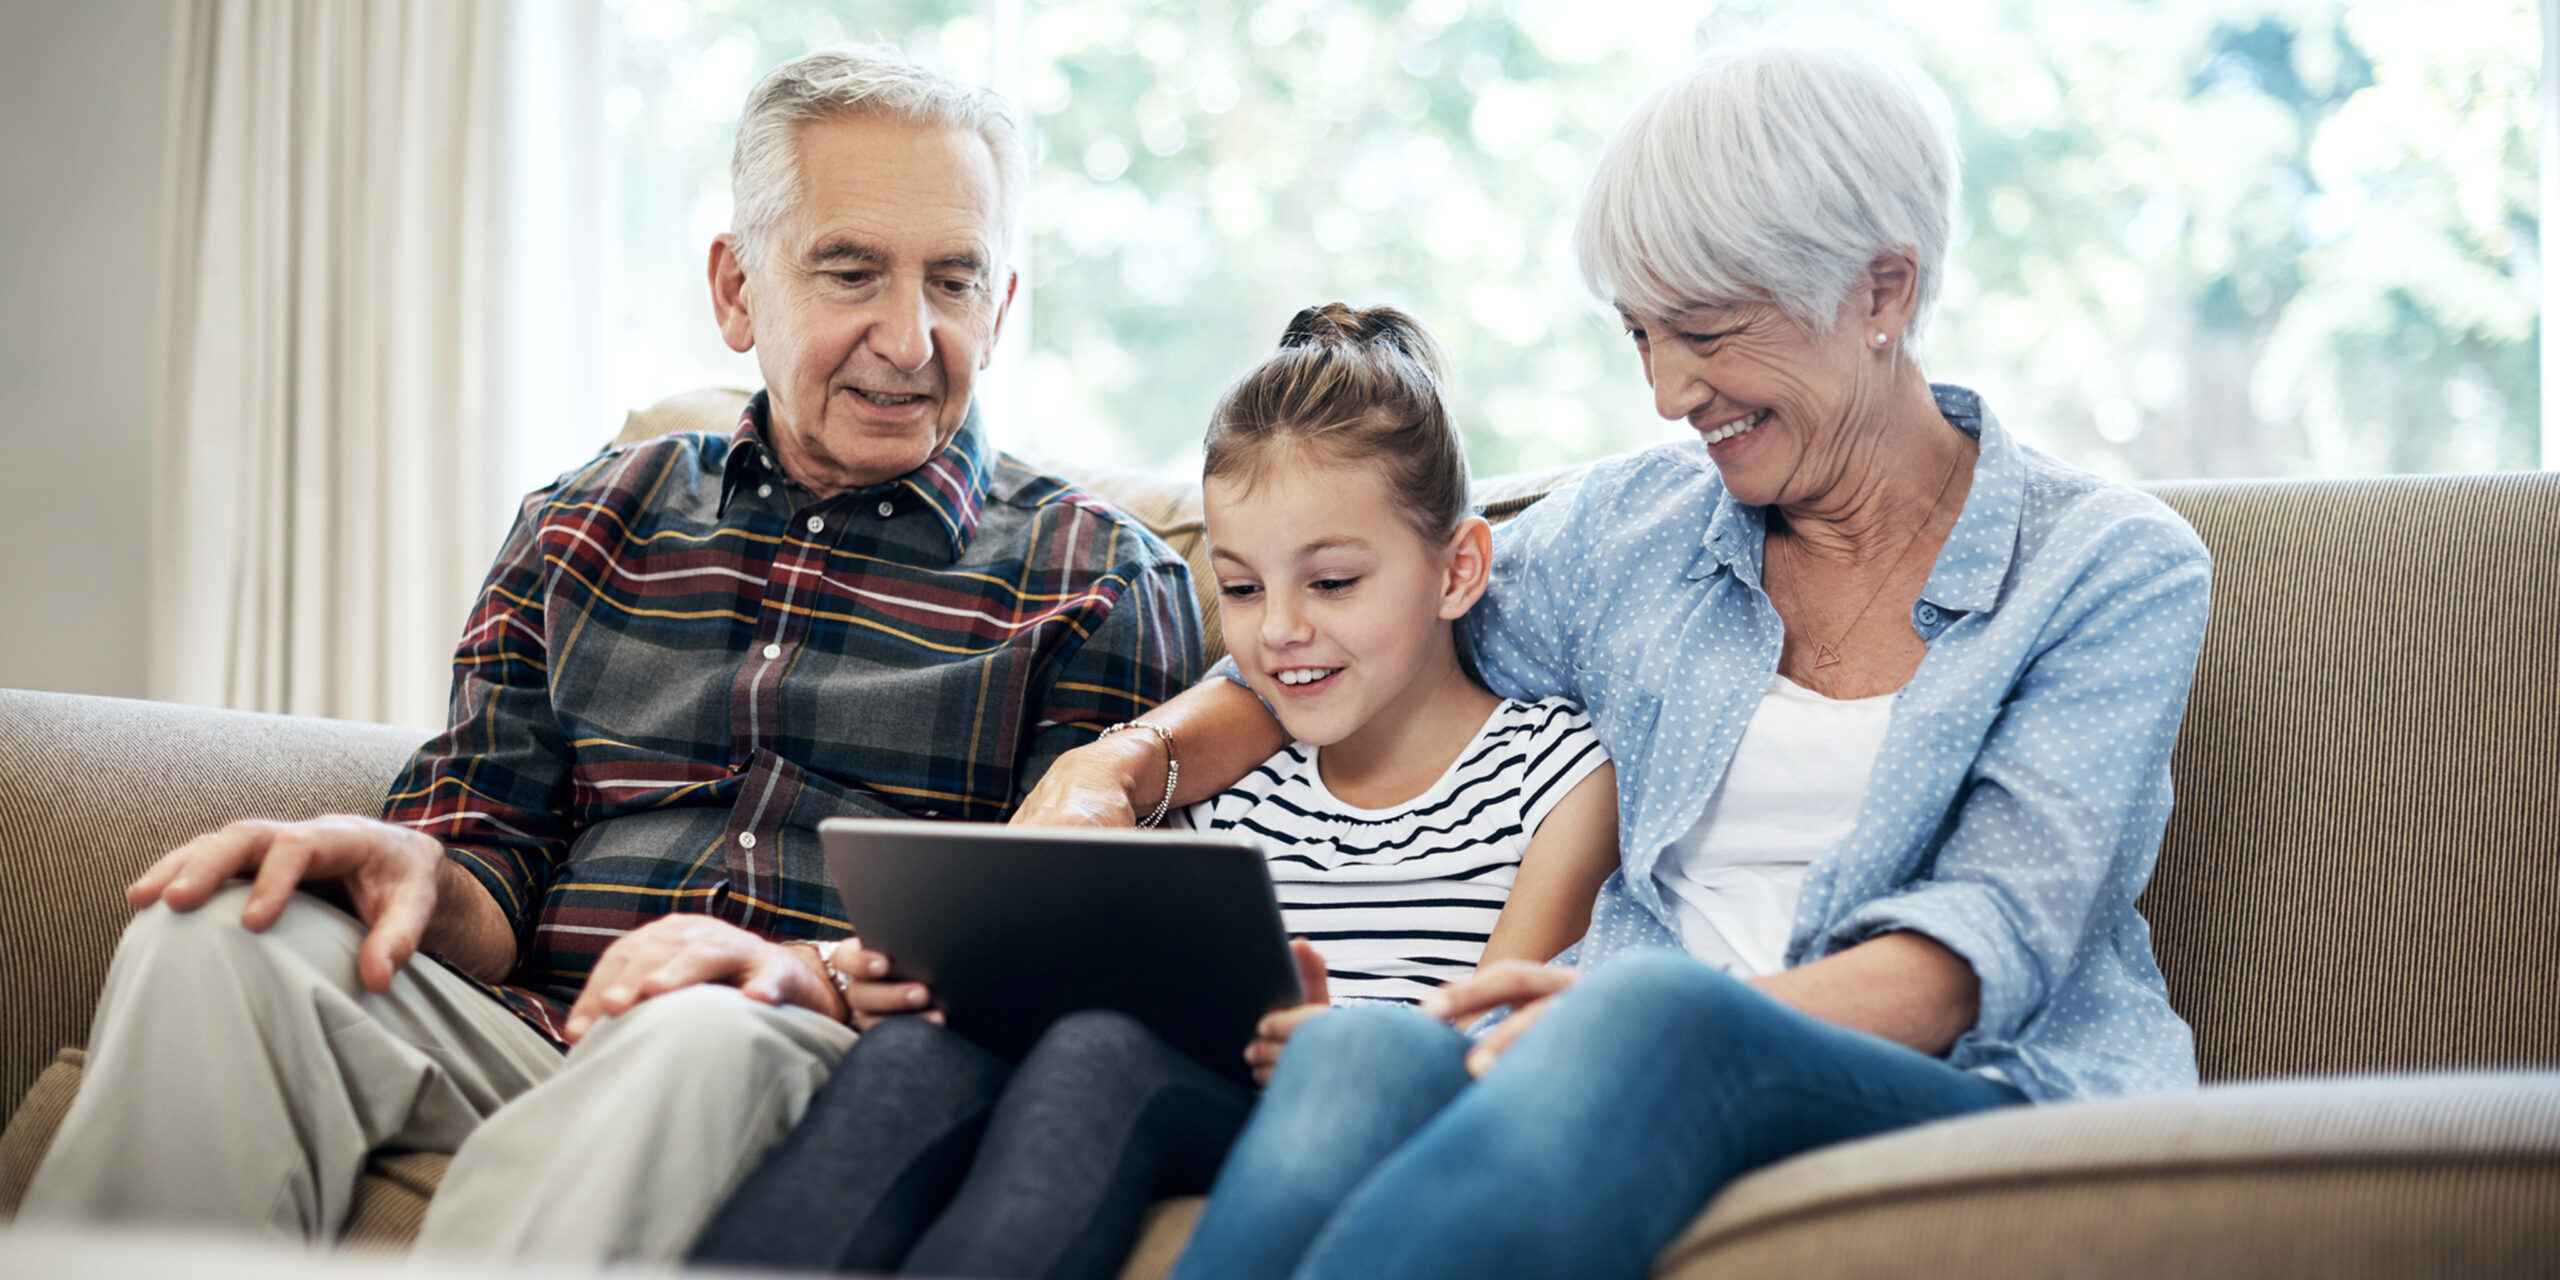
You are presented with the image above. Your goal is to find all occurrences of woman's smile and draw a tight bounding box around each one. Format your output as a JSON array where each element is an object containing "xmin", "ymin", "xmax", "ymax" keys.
[{"xmin": 1698, "ymin": 407, "xmax": 1769, "ymax": 445}]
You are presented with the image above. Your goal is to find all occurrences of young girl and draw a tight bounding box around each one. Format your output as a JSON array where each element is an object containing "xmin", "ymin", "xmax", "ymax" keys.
[{"xmin": 688, "ymin": 303, "xmax": 1620, "ymax": 1280}]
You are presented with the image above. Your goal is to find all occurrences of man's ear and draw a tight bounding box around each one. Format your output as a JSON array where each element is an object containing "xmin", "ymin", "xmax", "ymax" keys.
[
  {"xmin": 1438, "ymin": 515, "xmax": 1494, "ymax": 622},
  {"xmin": 709, "ymin": 234, "xmax": 757, "ymax": 355},
  {"xmin": 980, "ymin": 269, "xmax": 1020, "ymax": 369}
]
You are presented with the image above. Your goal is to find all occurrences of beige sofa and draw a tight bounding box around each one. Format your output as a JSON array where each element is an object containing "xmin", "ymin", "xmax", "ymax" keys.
[{"xmin": 3, "ymin": 388, "xmax": 2556, "ymax": 1277}]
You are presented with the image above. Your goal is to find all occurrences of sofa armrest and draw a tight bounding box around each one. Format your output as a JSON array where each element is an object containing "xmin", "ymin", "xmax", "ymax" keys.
[{"xmin": 0, "ymin": 689, "xmax": 426, "ymax": 1119}]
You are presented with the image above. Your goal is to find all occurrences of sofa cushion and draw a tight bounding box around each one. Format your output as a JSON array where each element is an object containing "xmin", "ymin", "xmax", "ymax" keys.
[
  {"xmin": 0, "ymin": 689, "xmax": 426, "ymax": 1122},
  {"xmin": 1655, "ymin": 1071, "xmax": 2560, "ymax": 1278},
  {"xmin": 0, "ymin": 1048, "xmax": 79, "ymax": 1214},
  {"xmin": 336, "ymin": 1151, "xmax": 453, "ymax": 1248},
  {"xmin": 1114, "ymin": 1074, "xmax": 2560, "ymax": 1280}
]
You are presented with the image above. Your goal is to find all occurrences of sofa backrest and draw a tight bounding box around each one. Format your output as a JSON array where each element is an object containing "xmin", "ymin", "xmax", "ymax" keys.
[
  {"xmin": 619, "ymin": 390, "xmax": 2560, "ymax": 1084},
  {"xmin": 2143, "ymin": 474, "xmax": 2560, "ymax": 1082}
]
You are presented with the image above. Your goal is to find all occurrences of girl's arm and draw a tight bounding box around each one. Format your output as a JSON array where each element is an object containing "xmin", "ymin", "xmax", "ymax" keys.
[
  {"xmin": 1477, "ymin": 762, "xmax": 1619, "ymax": 967},
  {"xmin": 1011, "ymin": 675, "xmax": 1288, "ymax": 826}
]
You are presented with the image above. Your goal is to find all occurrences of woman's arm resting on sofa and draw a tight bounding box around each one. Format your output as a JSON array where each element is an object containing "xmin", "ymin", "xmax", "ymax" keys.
[
  {"xmin": 1011, "ymin": 675, "xmax": 1287, "ymax": 826},
  {"xmin": 127, "ymin": 815, "xmax": 517, "ymax": 990}
]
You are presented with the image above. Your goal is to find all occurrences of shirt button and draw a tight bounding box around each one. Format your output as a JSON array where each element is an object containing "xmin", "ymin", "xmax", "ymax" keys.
[
  {"xmin": 757, "ymin": 483, "xmax": 772, "ymax": 498},
  {"xmin": 1915, "ymin": 603, "xmax": 1941, "ymax": 627},
  {"xmin": 877, "ymin": 500, "xmax": 895, "ymax": 518},
  {"xmin": 806, "ymin": 515, "xmax": 825, "ymax": 533},
  {"xmin": 737, "ymin": 832, "xmax": 757, "ymax": 849},
  {"xmin": 762, "ymin": 643, "xmax": 782, "ymax": 660}
]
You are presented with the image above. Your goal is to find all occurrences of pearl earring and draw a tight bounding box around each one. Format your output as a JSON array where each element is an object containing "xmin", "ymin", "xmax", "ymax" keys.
[{"xmin": 1872, "ymin": 332, "xmax": 1892, "ymax": 348}]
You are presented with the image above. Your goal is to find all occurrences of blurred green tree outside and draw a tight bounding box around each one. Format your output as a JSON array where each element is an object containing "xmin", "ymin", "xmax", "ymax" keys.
[{"xmin": 607, "ymin": 0, "xmax": 2540, "ymax": 481}]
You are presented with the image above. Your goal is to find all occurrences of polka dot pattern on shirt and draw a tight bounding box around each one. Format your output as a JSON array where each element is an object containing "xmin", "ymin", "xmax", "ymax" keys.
[{"xmin": 1460, "ymin": 384, "xmax": 2211, "ymax": 1102}]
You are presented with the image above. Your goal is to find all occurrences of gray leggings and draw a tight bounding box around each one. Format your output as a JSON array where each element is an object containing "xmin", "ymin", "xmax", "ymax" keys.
[{"xmin": 690, "ymin": 1010, "xmax": 1255, "ymax": 1279}]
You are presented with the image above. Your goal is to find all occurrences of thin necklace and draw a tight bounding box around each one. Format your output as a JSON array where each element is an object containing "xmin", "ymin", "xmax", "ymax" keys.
[{"xmin": 1778, "ymin": 444, "xmax": 1970, "ymax": 671}]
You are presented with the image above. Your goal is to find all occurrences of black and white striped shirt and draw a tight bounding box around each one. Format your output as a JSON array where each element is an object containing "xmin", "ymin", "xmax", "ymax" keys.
[{"xmin": 1182, "ymin": 698, "xmax": 1608, "ymax": 1004}]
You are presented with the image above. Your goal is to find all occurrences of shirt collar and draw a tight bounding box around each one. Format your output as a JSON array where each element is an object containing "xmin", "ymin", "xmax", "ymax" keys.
[
  {"xmin": 1919, "ymin": 383, "xmax": 2022, "ymax": 615},
  {"xmin": 1687, "ymin": 383, "xmax": 2022, "ymax": 615},
  {"xmin": 720, "ymin": 391, "xmax": 994, "ymax": 560}
]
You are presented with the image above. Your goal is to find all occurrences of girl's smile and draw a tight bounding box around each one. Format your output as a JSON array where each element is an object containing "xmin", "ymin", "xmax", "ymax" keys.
[{"xmin": 1203, "ymin": 455, "xmax": 1493, "ymax": 800}]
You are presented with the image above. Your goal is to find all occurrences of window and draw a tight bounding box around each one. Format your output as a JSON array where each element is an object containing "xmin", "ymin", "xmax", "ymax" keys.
[{"xmin": 602, "ymin": 0, "xmax": 2543, "ymax": 481}]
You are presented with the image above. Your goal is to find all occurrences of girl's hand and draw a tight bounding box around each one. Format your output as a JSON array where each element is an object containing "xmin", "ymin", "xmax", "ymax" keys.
[
  {"xmin": 1417, "ymin": 959, "xmax": 1580, "ymax": 1077},
  {"xmin": 1245, "ymin": 939, "xmax": 1331, "ymax": 1086}
]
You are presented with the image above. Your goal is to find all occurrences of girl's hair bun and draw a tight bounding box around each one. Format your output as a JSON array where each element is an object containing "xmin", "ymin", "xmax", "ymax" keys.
[
  {"xmin": 1277, "ymin": 303, "xmax": 1446, "ymax": 382},
  {"xmin": 1207, "ymin": 302, "xmax": 1469, "ymax": 541}
]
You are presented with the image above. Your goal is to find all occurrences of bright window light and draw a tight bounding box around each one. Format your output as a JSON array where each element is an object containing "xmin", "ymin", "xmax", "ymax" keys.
[{"xmin": 602, "ymin": 0, "xmax": 2543, "ymax": 480}]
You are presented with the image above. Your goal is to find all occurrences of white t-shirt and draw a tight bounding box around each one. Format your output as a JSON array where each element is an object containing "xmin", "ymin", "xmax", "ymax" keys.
[
  {"xmin": 1182, "ymin": 697, "xmax": 1609, "ymax": 1004},
  {"xmin": 1654, "ymin": 674, "xmax": 1896, "ymax": 976}
]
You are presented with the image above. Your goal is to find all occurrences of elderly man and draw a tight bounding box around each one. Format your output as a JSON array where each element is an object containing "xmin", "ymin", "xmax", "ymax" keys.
[{"xmin": 19, "ymin": 45, "xmax": 1199, "ymax": 1262}]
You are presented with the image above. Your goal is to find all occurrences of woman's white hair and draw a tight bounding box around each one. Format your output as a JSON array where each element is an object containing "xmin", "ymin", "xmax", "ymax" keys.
[
  {"xmin": 729, "ymin": 43, "xmax": 1026, "ymax": 274},
  {"xmin": 1575, "ymin": 35, "xmax": 1961, "ymax": 343}
]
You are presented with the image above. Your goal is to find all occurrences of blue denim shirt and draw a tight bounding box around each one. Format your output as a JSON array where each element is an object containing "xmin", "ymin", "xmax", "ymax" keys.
[{"xmin": 1456, "ymin": 385, "xmax": 2208, "ymax": 1101}]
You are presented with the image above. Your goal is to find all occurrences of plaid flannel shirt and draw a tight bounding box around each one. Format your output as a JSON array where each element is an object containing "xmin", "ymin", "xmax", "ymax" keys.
[{"xmin": 381, "ymin": 393, "xmax": 1202, "ymax": 1042}]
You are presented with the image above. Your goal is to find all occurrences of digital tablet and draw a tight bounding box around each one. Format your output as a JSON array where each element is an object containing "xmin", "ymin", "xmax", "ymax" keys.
[{"xmin": 817, "ymin": 817, "xmax": 1304, "ymax": 1084}]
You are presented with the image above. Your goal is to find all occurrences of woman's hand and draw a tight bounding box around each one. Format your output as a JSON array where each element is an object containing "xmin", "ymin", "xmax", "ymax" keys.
[
  {"xmin": 1419, "ymin": 959, "xmax": 1581, "ymax": 1077},
  {"xmin": 1010, "ymin": 732, "xmax": 1164, "ymax": 828},
  {"xmin": 1243, "ymin": 939, "xmax": 1332, "ymax": 1086}
]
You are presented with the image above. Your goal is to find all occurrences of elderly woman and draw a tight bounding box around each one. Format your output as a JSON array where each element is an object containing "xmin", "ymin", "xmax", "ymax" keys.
[{"xmin": 1018, "ymin": 34, "xmax": 2211, "ymax": 1280}]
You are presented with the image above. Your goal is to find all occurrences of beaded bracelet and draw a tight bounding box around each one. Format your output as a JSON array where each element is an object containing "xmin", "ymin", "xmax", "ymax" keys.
[{"xmin": 1096, "ymin": 721, "xmax": 1179, "ymax": 827}]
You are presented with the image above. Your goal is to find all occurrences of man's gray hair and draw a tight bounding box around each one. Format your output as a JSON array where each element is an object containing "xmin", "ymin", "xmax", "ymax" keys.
[
  {"xmin": 1574, "ymin": 35, "xmax": 1961, "ymax": 343},
  {"xmin": 729, "ymin": 43, "xmax": 1026, "ymax": 274}
]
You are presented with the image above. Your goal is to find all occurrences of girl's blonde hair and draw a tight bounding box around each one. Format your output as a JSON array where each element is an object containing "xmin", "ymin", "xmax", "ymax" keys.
[{"xmin": 1203, "ymin": 303, "xmax": 1471, "ymax": 542}]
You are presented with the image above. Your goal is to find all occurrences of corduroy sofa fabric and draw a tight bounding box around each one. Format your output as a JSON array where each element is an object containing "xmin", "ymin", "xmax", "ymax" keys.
[
  {"xmin": 2141, "ymin": 474, "xmax": 2560, "ymax": 1082},
  {"xmin": 1649, "ymin": 1072, "xmax": 2560, "ymax": 1278},
  {"xmin": 0, "ymin": 1049, "xmax": 80, "ymax": 1214}
]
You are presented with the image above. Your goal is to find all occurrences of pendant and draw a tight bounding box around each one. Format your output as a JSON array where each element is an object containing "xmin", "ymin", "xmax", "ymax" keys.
[{"xmin": 1813, "ymin": 644, "xmax": 1842, "ymax": 669}]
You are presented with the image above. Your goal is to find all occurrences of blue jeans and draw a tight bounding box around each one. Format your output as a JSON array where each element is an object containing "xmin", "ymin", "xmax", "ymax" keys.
[{"xmin": 1171, "ymin": 950, "xmax": 2027, "ymax": 1280}]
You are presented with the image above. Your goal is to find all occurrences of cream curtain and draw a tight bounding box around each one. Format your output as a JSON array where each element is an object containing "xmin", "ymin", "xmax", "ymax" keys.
[{"xmin": 152, "ymin": 0, "xmax": 505, "ymax": 729}]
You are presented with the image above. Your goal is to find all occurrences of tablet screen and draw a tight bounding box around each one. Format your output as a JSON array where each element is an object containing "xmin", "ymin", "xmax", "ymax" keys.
[{"xmin": 819, "ymin": 818, "xmax": 1304, "ymax": 1084}]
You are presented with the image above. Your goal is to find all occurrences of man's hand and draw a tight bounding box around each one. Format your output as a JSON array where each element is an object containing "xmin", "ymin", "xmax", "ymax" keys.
[
  {"xmin": 564, "ymin": 915, "xmax": 879, "ymax": 1042},
  {"xmin": 1243, "ymin": 939, "xmax": 1331, "ymax": 1086},
  {"xmin": 126, "ymin": 815, "xmax": 453, "ymax": 994},
  {"xmin": 1417, "ymin": 959, "xmax": 1581, "ymax": 1078},
  {"xmin": 815, "ymin": 939, "xmax": 941, "ymax": 1031}
]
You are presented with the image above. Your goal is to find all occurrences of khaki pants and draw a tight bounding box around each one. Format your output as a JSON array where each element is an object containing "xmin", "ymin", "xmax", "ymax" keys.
[{"xmin": 19, "ymin": 885, "xmax": 854, "ymax": 1262}]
